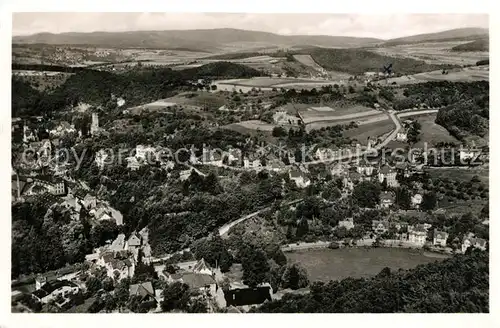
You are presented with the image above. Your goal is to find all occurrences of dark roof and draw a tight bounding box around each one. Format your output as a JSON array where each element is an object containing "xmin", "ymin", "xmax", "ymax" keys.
[
  {"xmin": 180, "ymin": 273, "xmax": 216, "ymax": 290},
  {"xmin": 129, "ymin": 282, "xmax": 155, "ymax": 298},
  {"xmin": 372, "ymin": 220, "xmax": 390, "ymax": 229},
  {"xmin": 224, "ymin": 286, "xmax": 272, "ymax": 307},
  {"xmin": 380, "ymin": 191, "xmax": 395, "ymax": 201},
  {"xmin": 32, "ymin": 280, "xmax": 78, "ymax": 299},
  {"xmin": 433, "ymin": 230, "xmax": 448, "ymax": 239},
  {"xmin": 101, "ymin": 252, "xmax": 114, "ymax": 263},
  {"xmin": 379, "ymin": 165, "xmax": 392, "ymax": 175}
]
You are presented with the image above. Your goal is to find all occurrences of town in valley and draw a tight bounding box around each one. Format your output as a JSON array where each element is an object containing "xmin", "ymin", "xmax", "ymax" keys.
[{"xmin": 10, "ymin": 13, "xmax": 489, "ymax": 314}]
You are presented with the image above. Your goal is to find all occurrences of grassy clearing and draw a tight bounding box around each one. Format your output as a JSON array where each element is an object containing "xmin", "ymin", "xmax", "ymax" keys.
[
  {"xmin": 301, "ymin": 105, "xmax": 376, "ymax": 118},
  {"xmin": 222, "ymin": 121, "xmax": 277, "ymax": 143},
  {"xmin": 343, "ymin": 120, "xmax": 395, "ymax": 144},
  {"xmin": 406, "ymin": 113, "xmax": 459, "ymax": 147},
  {"xmin": 427, "ymin": 167, "xmax": 489, "ymax": 184},
  {"xmin": 286, "ymin": 248, "xmax": 443, "ymax": 282},
  {"xmin": 293, "ymin": 54, "xmax": 324, "ymax": 71}
]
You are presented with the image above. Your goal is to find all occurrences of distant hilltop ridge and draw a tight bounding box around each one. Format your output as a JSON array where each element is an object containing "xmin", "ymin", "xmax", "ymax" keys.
[{"xmin": 12, "ymin": 27, "xmax": 489, "ymax": 51}]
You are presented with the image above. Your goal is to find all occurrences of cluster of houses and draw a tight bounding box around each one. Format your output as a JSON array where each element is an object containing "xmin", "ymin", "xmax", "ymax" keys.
[
  {"xmin": 86, "ymin": 228, "xmax": 152, "ymax": 281},
  {"xmin": 12, "ymin": 174, "xmax": 66, "ymax": 202},
  {"xmin": 337, "ymin": 216, "xmax": 487, "ymax": 252}
]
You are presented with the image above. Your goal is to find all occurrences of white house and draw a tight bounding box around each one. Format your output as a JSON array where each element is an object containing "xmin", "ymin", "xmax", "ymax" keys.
[
  {"xmin": 243, "ymin": 157, "xmax": 262, "ymax": 170},
  {"xmin": 433, "ymin": 230, "xmax": 448, "ymax": 247},
  {"xmin": 32, "ymin": 279, "xmax": 80, "ymax": 304},
  {"xmin": 411, "ymin": 194, "xmax": 423, "ymax": 209},
  {"xmin": 273, "ymin": 110, "xmax": 300, "ymax": 126},
  {"xmin": 95, "ymin": 149, "xmax": 109, "ymax": 170},
  {"xmin": 462, "ymin": 236, "xmax": 487, "ymax": 253},
  {"xmin": 396, "ymin": 130, "xmax": 408, "ymax": 142},
  {"xmin": 357, "ymin": 164, "xmax": 374, "ymax": 176},
  {"xmin": 126, "ymin": 156, "xmax": 142, "ymax": 171},
  {"xmin": 289, "ymin": 169, "xmax": 311, "ymax": 188},
  {"xmin": 49, "ymin": 121, "xmax": 76, "ymax": 137},
  {"xmin": 372, "ymin": 220, "xmax": 389, "ymax": 234},
  {"xmin": 379, "ymin": 191, "xmax": 395, "ymax": 209},
  {"xmin": 315, "ymin": 148, "xmax": 335, "ymax": 161},
  {"xmin": 135, "ymin": 145, "xmax": 156, "ymax": 160},
  {"xmin": 378, "ymin": 165, "xmax": 398, "ymax": 187},
  {"xmin": 202, "ymin": 149, "xmax": 224, "ymax": 166},
  {"xmin": 459, "ymin": 148, "xmax": 481, "ymax": 162},
  {"xmin": 338, "ymin": 218, "xmax": 354, "ymax": 230},
  {"xmin": 408, "ymin": 226, "xmax": 427, "ymax": 246}
]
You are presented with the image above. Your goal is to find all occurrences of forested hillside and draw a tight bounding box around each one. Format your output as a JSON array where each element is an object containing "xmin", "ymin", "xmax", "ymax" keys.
[
  {"xmin": 451, "ymin": 39, "xmax": 489, "ymax": 52},
  {"xmin": 11, "ymin": 62, "xmax": 262, "ymax": 117}
]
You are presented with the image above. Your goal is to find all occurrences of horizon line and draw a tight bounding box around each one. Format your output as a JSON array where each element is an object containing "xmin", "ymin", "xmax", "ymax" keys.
[{"xmin": 11, "ymin": 26, "xmax": 489, "ymax": 40}]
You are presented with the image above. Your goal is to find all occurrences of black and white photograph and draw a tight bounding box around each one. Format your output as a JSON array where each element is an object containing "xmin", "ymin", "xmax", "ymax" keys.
[{"xmin": 5, "ymin": 7, "xmax": 492, "ymax": 318}]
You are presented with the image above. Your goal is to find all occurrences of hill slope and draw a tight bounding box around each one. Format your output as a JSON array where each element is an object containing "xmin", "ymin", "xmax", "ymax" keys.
[
  {"xmin": 12, "ymin": 28, "xmax": 381, "ymax": 51},
  {"xmin": 11, "ymin": 62, "xmax": 262, "ymax": 116},
  {"xmin": 297, "ymin": 47, "xmax": 455, "ymax": 74},
  {"xmin": 384, "ymin": 27, "xmax": 488, "ymax": 46},
  {"xmin": 451, "ymin": 38, "xmax": 489, "ymax": 52}
]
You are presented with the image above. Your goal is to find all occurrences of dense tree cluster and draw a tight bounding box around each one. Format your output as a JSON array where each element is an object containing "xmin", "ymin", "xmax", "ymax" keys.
[
  {"xmin": 11, "ymin": 200, "xmax": 120, "ymax": 277},
  {"xmin": 12, "ymin": 62, "xmax": 262, "ymax": 117},
  {"xmin": 254, "ymin": 250, "xmax": 488, "ymax": 313}
]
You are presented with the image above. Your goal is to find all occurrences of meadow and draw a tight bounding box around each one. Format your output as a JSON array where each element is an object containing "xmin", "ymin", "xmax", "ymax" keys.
[
  {"xmin": 407, "ymin": 113, "xmax": 459, "ymax": 147},
  {"xmin": 371, "ymin": 41, "xmax": 488, "ymax": 65},
  {"xmin": 286, "ymin": 248, "xmax": 446, "ymax": 282},
  {"xmin": 343, "ymin": 119, "xmax": 395, "ymax": 144}
]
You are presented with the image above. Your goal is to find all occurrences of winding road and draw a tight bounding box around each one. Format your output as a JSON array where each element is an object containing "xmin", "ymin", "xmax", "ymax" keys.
[
  {"xmin": 218, "ymin": 198, "xmax": 304, "ymax": 237},
  {"xmin": 151, "ymin": 108, "xmax": 440, "ymax": 262}
]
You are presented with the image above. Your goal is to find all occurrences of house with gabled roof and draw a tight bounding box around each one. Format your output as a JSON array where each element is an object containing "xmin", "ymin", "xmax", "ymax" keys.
[
  {"xmin": 289, "ymin": 169, "xmax": 311, "ymax": 188},
  {"xmin": 433, "ymin": 230, "xmax": 449, "ymax": 247},
  {"xmin": 378, "ymin": 164, "xmax": 398, "ymax": 187},
  {"xmin": 372, "ymin": 220, "xmax": 390, "ymax": 234},
  {"xmin": 462, "ymin": 235, "xmax": 487, "ymax": 253},
  {"xmin": 379, "ymin": 191, "xmax": 396, "ymax": 209},
  {"xmin": 338, "ymin": 217, "xmax": 354, "ymax": 230},
  {"xmin": 129, "ymin": 282, "xmax": 156, "ymax": 304},
  {"xmin": 408, "ymin": 225, "xmax": 427, "ymax": 246},
  {"xmin": 193, "ymin": 258, "xmax": 213, "ymax": 275},
  {"xmin": 32, "ymin": 280, "xmax": 79, "ymax": 305}
]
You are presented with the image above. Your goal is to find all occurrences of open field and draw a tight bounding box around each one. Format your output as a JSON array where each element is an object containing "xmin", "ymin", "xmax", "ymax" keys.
[
  {"xmin": 427, "ymin": 166, "xmax": 489, "ymax": 184},
  {"xmin": 370, "ymin": 41, "xmax": 489, "ymax": 65},
  {"xmin": 223, "ymin": 120, "xmax": 276, "ymax": 135},
  {"xmin": 386, "ymin": 66, "xmax": 489, "ymax": 85},
  {"xmin": 343, "ymin": 119, "xmax": 395, "ymax": 144},
  {"xmin": 301, "ymin": 107, "xmax": 380, "ymax": 124},
  {"xmin": 286, "ymin": 248, "xmax": 446, "ymax": 282},
  {"xmin": 406, "ymin": 113, "xmax": 460, "ymax": 147},
  {"xmin": 306, "ymin": 114, "xmax": 389, "ymax": 131},
  {"xmin": 293, "ymin": 54, "xmax": 325, "ymax": 71},
  {"xmin": 213, "ymin": 77, "xmax": 350, "ymax": 92},
  {"xmin": 129, "ymin": 91, "xmax": 225, "ymax": 114},
  {"xmin": 219, "ymin": 77, "xmax": 320, "ymax": 87}
]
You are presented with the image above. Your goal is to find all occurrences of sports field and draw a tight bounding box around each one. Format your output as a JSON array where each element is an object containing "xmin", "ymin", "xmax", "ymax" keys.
[{"xmin": 286, "ymin": 248, "xmax": 446, "ymax": 282}]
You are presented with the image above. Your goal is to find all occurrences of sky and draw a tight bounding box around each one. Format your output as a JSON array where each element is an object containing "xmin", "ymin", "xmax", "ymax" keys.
[{"xmin": 12, "ymin": 13, "xmax": 489, "ymax": 39}]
